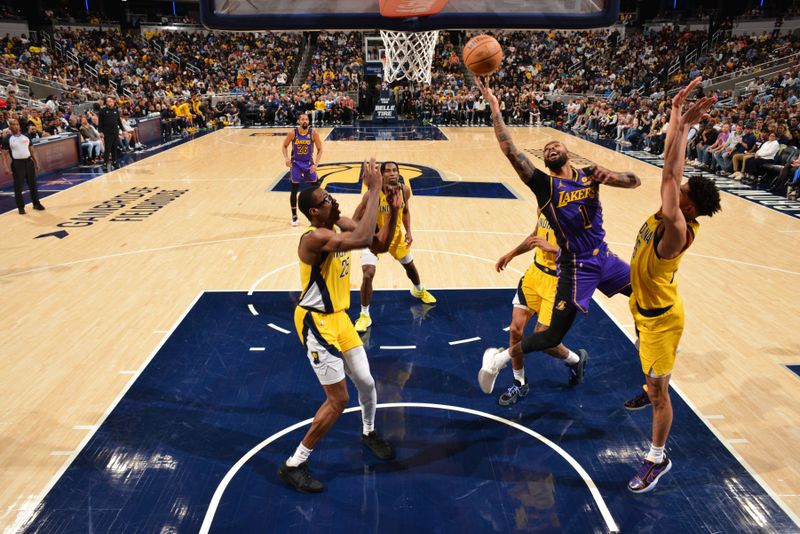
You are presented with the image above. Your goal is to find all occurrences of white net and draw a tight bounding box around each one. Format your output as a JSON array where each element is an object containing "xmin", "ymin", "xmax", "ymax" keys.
[{"xmin": 379, "ymin": 30, "xmax": 439, "ymax": 85}]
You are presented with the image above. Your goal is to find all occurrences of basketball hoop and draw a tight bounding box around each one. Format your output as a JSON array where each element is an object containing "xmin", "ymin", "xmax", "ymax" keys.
[{"xmin": 379, "ymin": 30, "xmax": 439, "ymax": 85}]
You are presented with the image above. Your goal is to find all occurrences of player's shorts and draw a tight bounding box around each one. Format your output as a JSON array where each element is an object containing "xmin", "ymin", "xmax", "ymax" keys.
[
  {"xmin": 629, "ymin": 296, "xmax": 684, "ymax": 377},
  {"xmin": 556, "ymin": 242, "xmax": 631, "ymax": 313},
  {"xmin": 290, "ymin": 162, "xmax": 318, "ymax": 184},
  {"xmin": 512, "ymin": 260, "xmax": 558, "ymax": 326},
  {"xmin": 360, "ymin": 241, "xmax": 413, "ymax": 267},
  {"xmin": 294, "ymin": 307, "xmax": 363, "ymax": 385}
]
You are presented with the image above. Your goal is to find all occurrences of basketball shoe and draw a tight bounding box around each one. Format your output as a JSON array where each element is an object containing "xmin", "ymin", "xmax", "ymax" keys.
[
  {"xmin": 354, "ymin": 313, "xmax": 372, "ymax": 332},
  {"xmin": 478, "ymin": 348, "xmax": 508, "ymax": 394},
  {"xmin": 410, "ymin": 287, "xmax": 436, "ymax": 304},
  {"xmin": 628, "ymin": 456, "xmax": 672, "ymax": 493}
]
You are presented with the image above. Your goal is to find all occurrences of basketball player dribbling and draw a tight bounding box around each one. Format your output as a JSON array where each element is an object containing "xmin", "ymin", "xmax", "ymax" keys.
[
  {"xmin": 626, "ymin": 78, "xmax": 720, "ymax": 493},
  {"xmin": 283, "ymin": 112, "xmax": 324, "ymax": 226}
]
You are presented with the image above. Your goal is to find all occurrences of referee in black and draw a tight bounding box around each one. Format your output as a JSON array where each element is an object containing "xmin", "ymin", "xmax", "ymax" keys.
[
  {"xmin": 2, "ymin": 118, "xmax": 43, "ymax": 214},
  {"xmin": 98, "ymin": 96, "xmax": 124, "ymax": 171}
]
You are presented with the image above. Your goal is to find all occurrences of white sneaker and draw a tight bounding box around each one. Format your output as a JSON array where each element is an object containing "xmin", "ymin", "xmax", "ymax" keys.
[
  {"xmin": 478, "ymin": 348, "xmax": 505, "ymax": 394},
  {"xmin": 291, "ymin": 217, "xmax": 298, "ymax": 227}
]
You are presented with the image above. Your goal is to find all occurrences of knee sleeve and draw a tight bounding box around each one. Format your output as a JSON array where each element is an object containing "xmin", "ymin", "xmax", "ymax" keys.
[{"xmin": 343, "ymin": 346, "xmax": 376, "ymax": 427}]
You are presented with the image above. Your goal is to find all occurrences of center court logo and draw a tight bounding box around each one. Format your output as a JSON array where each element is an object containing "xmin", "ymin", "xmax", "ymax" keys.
[{"xmin": 270, "ymin": 162, "xmax": 516, "ymax": 199}]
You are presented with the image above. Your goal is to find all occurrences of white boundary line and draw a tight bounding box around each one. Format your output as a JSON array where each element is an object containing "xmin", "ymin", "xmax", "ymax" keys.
[
  {"xmin": 249, "ymin": 347, "xmax": 266, "ymax": 352},
  {"xmin": 592, "ymin": 297, "xmax": 800, "ymax": 527},
  {"xmin": 247, "ymin": 304, "xmax": 259, "ymax": 316},
  {"xmin": 247, "ymin": 262, "xmax": 298, "ymax": 295},
  {"xmin": 267, "ymin": 323, "xmax": 291, "ymax": 335},
  {"xmin": 379, "ymin": 345, "xmax": 416, "ymax": 350},
  {"xmin": 13, "ymin": 291, "xmax": 206, "ymax": 532},
  {"xmin": 448, "ymin": 337, "xmax": 481, "ymax": 346},
  {"xmin": 197, "ymin": 402, "xmax": 619, "ymax": 534}
]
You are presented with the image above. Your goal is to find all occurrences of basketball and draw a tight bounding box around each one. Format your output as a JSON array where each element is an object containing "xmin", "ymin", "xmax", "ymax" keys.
[{"xmin": 463, "ymin": 34, "xmax": 503, "ymax": 76}]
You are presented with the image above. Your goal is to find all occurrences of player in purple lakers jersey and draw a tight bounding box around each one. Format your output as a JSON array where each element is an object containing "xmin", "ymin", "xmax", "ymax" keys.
[
  {"xmin": 474, "ymin": 77, "xmax": 641, "ymax": 395},
  {"xmin": 282, "ymin": 112, "xmax": 324, "ymax": 226}
]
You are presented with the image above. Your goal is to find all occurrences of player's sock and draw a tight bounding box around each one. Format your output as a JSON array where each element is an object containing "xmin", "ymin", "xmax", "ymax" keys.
[
  {"xmin": 513, "ymin": 367, "xmax": 526, "ymax": 385},
  {"xmin": 413, "ymin": 284, "xmax": 423, "ymax": 292},
  {"xmin": 645, "ymin": 444, "xmax": 665, "ymax": 464},
  {"xmin": 363, "ymin": 421, "xmax": 375, "ymax": 435},
  {"xmin": 564, "ymin": 350, "xmax": 580, "ymax": 365},
  {"xmin": 287, "ymin": 443, "xmax": 312, "ymax": 467},
  {"xmin": 361, "ymin": 305, "xmax": 370, "ymax": 316}
]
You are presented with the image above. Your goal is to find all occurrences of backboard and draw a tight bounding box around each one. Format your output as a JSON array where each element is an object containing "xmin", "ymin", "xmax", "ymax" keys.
[{"xmin": 200, "ymin": 0, "xmax": 621, "ymax": 32}]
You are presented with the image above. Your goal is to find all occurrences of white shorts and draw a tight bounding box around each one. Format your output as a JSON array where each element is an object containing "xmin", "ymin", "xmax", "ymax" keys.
[
  {"xmin": 304, "ymin": 330, "xmax": 346, "ymax": 385},
  {"xmin": 360, "ymin": 248, "xmax": 414, "ymax": 267}
]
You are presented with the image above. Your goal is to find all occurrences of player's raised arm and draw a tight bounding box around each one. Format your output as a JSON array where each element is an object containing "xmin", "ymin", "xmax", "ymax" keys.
[
  {"xmin": 658, "ymin": 78, "xmax": 717, "ymax": 259},
  {"xmin": 476, "ymin": 77, "xmax": 537, "ymax": 184},
  {"xmin": 303, "ymin": 159, "xmax": 383, "ymax": 254},
  {"xmin": 585, "ymin": 164, "xmax": 641, "ymax": 188}
]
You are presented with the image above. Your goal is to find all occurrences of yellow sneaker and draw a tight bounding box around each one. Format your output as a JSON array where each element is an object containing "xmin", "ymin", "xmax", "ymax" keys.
[
  {"xmin": 354, "ymin": 313, "xmax": 372, "ymax": 332},
  {"xmin": 410, "ymin": 287, "xmax": 437, "ymax": 304}
]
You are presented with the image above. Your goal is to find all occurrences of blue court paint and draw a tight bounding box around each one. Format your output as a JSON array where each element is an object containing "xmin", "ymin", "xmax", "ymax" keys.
[
  {"xmin": 326, "ymin": 124, "xmax": 448, "ymax": 141},
  {"xmin": 788, "ymin": 365, "xmax": 800, "ymax": 379},
  {"xmin": 24, "ymin": 290, "xmax": 797, "ymax": 533},
  {"xmin": 270, "ymin": 161, "xmax": 516, "ymax": 199}
]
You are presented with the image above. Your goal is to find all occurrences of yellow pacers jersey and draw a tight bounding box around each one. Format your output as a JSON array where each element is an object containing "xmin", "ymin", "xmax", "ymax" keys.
[
  {"xmin": 630, "ymin": 213, "xmax": 699, "ymax": 310},
  {"xmin": 298, "ymin": 226, "xmax": 351, "ymax": 313},
  {"xmin": 376, "ymin": 188, "xmax": 406, "ymax": 245},
  {"xmin": 533, "ymin": 213, "xmax": 558, "ymax": 271}
]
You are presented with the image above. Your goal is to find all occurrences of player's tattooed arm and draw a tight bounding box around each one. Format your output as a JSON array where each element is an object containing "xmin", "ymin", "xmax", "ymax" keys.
[
  {"xmin": 587, "ymin": 164, "xmax": 641, "ymax": 188},
  {"xmin": 491, "ymin": 112, "xmax": 536, "ymax": 183}
]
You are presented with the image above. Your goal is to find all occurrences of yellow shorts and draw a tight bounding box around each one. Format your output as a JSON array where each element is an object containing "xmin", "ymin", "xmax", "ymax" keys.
[
  {"xmin": 513, "ymin": 261, "xmax": 558, "ymax": 327},
  {"xmin": 294, "ymin": 307, "xmax": 363, "ymax": 385},
  {"xmin": 361, "ymin": 239, "xmax": 413, "ymax": 266},
  {"xmin": 630, "ymin": 297, "xmax": 684, "ymax": 377}
]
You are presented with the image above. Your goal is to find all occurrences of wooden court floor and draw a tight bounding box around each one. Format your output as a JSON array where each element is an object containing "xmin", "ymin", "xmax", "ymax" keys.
[{"xmin": 1, "ymin": 127, "xmax": 799, "ymax": 529}]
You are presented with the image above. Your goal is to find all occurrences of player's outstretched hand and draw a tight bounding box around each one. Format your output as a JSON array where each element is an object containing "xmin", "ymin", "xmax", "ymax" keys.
[
  {"xmin": 681, "ymin": 95, "xmax": 717, "ymax": 127},
  {"xmin": 388, "ymin": 186, "xmax": 403, "ymax": 212},
  {"xmin": 671, "ymin": 76, "xmax": 703, "ymax": 112},
  {"xmin": 363, "ymin": 158, "xmax": 381, "ymax": 191},
  {"xmin": 475, "ymin": 77, "xmax": 499, "ymax": 112}
]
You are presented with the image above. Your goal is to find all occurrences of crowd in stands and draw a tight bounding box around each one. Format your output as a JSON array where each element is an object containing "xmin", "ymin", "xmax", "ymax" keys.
[
  {"xmin": 566, "ymin": 66, "xmax": 800, "ymax": 199},
  {"xmin": 0, "ymin": 21, "xmax": 796, "ymax": 196}
]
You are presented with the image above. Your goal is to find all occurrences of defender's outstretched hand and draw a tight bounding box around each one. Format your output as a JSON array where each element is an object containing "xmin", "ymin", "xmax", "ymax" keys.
[{"xmin": 362, "ymin": 158, "xmax": 382, "ymax": 191}]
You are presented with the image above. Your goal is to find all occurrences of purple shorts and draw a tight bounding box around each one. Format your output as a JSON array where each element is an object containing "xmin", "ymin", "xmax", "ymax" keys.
[
  {"xmin": 291, "ymin": 162, "xmax": 318, "ymax": 184},
  {"xmin": 556, "ymin": 242, "xmax": 631, "ymax": 313}
]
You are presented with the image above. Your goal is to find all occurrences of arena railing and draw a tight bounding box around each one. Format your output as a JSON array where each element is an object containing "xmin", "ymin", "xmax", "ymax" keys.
[{"xmin": 696, "ymin": 49, "xmax": 800, "ymax": 90}]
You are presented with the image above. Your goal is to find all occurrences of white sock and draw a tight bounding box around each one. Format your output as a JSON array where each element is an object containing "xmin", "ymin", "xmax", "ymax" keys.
[
  {"xmin": 495, "ymin": 349, "xmax": 512, "ymax": 370},
  {"xmin": 361, "ymin": 305, "xmax": 370, "ymax": 316},
  {"xmin": 564, "ymin": 350, "xmax": 580, "ymax": 365},
  {"xmin": 286, "ymin": 443, "xmax": 313, "ymax": 467},
  {"xmin": 363, "ymin": 421, "xmax": 375, "ymax": 435},
  {"xmin": 413, "ymin": 283, "xmax": 423, "ymax": 292},
  {"xmin": 513, "ymin": 367, "xmax": 526, "ymax": 385},
  {"xmin": 646, "ymin": 444, "xmax": 665, "ymax": 464}
]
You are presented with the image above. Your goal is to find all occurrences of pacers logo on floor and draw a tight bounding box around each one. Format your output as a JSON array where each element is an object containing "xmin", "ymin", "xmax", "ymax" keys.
[{"xmin": 271, "ymin": 162, "xmax": 515, "ymax": 199}]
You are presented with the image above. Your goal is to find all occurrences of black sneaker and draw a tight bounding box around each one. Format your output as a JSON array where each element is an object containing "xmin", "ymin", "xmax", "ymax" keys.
[
  {"xmin": 361, "ymin": 431, "xmax": 394, "ymax": 460},
  {"xmin": 498, "ymin": 380, "xmax": 530, "ymax": 406},
  {"xmin": 18, "ymin": 207, "xmax": 25, "ymax": 214},
  {"xmin": 278, "ymin": 460, "xmax": 324, "ymax": 493},
  {"xmin": 567, "ymin": 349, "xmax": 588, "ymax": 386},
  {"xmin": 33, "ymin": 203, "xmax": 45, "ymax": 211},
  {"xmin": 624, "ymin": 389, "xmax": 652, "ymax": 411}
]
